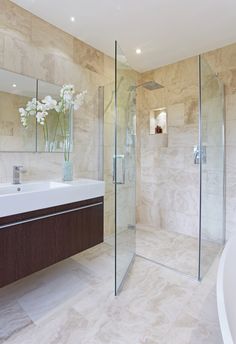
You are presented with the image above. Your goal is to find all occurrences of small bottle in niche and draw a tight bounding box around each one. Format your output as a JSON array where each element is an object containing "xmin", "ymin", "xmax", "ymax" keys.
[{"xmin": 155, "ymin": 125, "xmax": 163, "ymax": 134}]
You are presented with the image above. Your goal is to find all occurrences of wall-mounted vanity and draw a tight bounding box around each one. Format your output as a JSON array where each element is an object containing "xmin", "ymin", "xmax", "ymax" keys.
[{"xmin": 0, "ymin": 179, "xmax": 104, "ymax": 288}]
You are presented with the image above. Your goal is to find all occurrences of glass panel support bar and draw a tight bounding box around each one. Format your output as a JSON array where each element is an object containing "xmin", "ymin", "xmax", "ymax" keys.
[
  {"xmin": 98, "ymin": 86, "xmax": 104, "ymax": 181},
  {"xmin": 198, "ymin": 55, "xmax": 202, "ymax": 282}
]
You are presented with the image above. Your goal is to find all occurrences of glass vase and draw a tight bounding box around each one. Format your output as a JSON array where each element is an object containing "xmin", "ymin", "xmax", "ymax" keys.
[
  {"xmin": 45, "ymin": 140, "xmax": 50, "ymax": 152},
  {"xmin": 63, "ymin": 160, "xmax": 73, "ymax": 181}
]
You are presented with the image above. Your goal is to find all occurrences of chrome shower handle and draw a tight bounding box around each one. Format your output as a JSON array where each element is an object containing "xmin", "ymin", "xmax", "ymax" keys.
[
  {"xmin": 193, "ymin": 145, "xmax": 207, "ymax": 164},
  {"xmin": 112, "ymin": 155, "xmax": 125, "ymax": 184},
  {"xmin": 193, "ymin": 146, "xmax": 200, "ymax": 164}
]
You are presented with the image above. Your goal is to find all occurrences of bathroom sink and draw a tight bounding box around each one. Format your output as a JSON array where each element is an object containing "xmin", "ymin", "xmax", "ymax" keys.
[
  {"xmin": 0, "ymin": 179, "xmax": 105, "ymax": 217},
  {"xmin": 65, "ymin": 179, "xmax": 101, "ymax": 185},
  {"xmin": 0, "ymin": 181, "xmax": 69, "ymax": 196}
]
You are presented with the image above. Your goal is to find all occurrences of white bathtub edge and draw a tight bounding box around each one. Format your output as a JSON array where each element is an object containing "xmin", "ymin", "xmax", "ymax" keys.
[{"xmin": 217, "ymin": 236, "xmax": 235, "ymax": 344}]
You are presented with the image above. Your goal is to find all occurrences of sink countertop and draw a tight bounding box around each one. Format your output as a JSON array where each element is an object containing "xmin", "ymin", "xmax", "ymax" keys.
[{"xmin": 0, "ymin": 179, "xmax": 105, "ymax": 217}]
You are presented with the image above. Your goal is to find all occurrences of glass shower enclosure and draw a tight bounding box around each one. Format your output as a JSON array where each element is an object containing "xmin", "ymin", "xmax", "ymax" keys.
[
  {"xmin": 133, "ymin": 54, "xmax": 225, "ymax": 281},
  {"xmin": 114, "ymin": 42, "xmax": 136, "ymax": 294},
  {"xmin": 103, "ymin": 48, "xmax": 225, "ymax": 295},
  {"xmin": 103, "ymin": 42, "xmax": 137, "ymax": 295},
  {"xmin": 198, "ymin": 55, "xmax": 225, "ymax": 279}
]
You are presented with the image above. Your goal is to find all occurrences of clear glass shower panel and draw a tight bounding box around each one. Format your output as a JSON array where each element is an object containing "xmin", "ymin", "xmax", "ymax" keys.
[
  {"xmin": 199, "ymin": 55, "xmax": 225, "ymax": 279},
  {"xmin": 103, "ymin": 82, "xmax": 116, "ymax": 244},
  {"xmin": 115, "ymin": 42, "xmax": 136, "ymax": 294}
]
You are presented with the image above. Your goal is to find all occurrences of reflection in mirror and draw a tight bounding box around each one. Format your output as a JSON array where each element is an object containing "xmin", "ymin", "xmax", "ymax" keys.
[
  {"xmin": 37, "ymin": 80, "xmax": 62, "ymax": 152},
  {"xmin": 0, "ymin": 69, "xmax": 37, "ymax": 152},
  {"xmin": 37, "ymin": 81, "xmax": 74, "ymax": 155}
]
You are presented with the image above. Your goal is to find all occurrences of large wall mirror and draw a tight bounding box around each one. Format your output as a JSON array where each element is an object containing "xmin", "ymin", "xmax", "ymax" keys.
[
  {"xmin": 0, "ymin": 69, "xmax": 37, "ymax": 152},
  {"xmin": 0, "ymin": 68, "xmax": 73, "ymax": 153}
]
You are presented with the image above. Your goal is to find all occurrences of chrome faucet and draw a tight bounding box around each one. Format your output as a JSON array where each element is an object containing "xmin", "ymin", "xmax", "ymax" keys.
[{"xmin": 13, "ymin": 165, "xmax": 24, "ymax": 184}]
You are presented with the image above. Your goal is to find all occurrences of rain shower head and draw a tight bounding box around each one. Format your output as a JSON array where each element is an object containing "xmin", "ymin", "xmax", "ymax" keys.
[
  {"xmin": 142, "ymin": 81, "xmax": 164, "ymax": 90},
  {"xmin": 129, "ymin": 80, "xmax": 164, "ymax": 91}
]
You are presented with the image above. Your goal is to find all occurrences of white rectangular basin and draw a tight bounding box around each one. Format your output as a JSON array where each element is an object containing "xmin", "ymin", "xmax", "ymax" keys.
[
  {"xmin": 0, "ymin": 181, "xmax": 68, "ymax": 196},
  {"xmin": 0, "ymin": 179, "xmax": 105, "ymax": 217}
]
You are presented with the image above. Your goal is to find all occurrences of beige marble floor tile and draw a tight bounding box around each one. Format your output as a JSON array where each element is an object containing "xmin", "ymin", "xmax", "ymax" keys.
[
  {"xmin": 17, "ymin": 266, "xmax": 89, "ymax": 323},
  {"xmin": 136, "ymin": 226, "xmax": 221, "ymax": 278},
  {"xmin": 0, "ymin": 300, "xmax": 32, "ymax": 343},
  {"xmin": 1, "ymin": 239, "xmax": 222, "ymax": 344}
]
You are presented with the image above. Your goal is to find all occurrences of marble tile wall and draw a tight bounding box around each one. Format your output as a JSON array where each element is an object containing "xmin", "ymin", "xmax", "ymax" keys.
[
  {"xmin": 0, "ymin": 91, "xmax": 36, "ymax": 151},
  {"xmin": 0, "ymin": 0, "xmax": 139, "ymax": 240},
  {"xmin": 103, "ymin": 82, "xmax": 115, "ymax": 237},
  {"xmin": 0, "ymin": 0, "xmax": 114, "ymax": 175},
  {"xmin": 103, "ymin": 68, "xmax": 138, "ymax": 238},
  {"xmin": 2, "ymin": 0, "xmax": 236, "ymax": 241},
  {"xmin": 0, "ymin": 0, "xmax": 115, "ymax": 236},
  {"xmin": 136, "ymin": 56, "xmax": 200, "ymax": 237},
  {"xmin": 204, "ymin": 43, "xmax": 236, "ymax": 239},
  {"xmin": 137, "ymin": 43, "xmax": 236, "ymax": 241}
]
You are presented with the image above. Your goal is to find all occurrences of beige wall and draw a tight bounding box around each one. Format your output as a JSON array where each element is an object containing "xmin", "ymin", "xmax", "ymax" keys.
[
  {"xmin": 137, "ymin": 43, "xmax": 236, "ymax": 240},
  {"xmin": 204, "ymin": 44, "xmax": 236, "ymax": 238},
  {"xmin": 136, "ymin": 56, "xmax": 199, "ymax": 237},
  {"xmin": 2, "ymin": 0, "xmax": 236, "ymax": 241},
  {"xmin": 0, "ymin": 0, "xmax": 114, "ymax": 184},
  {"xmin": 103, "ymin": 82, "xmax": 115, "ymax": 237},
  {"xmin": 103, "ymin": 64, "xmax": 138, "ymax": 237},
  {"xmin": 0, "ymin": 91, "xmax": 36, "ymax": 151}
]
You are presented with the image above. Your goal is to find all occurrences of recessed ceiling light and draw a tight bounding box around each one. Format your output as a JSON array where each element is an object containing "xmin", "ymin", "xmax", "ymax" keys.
[
  {"xmin": 136, "ymin": 48, "xmax": 142, "ymax": 55},
  {"xmin": 12, "ymin": 83, "xmax": 17, "ymax": 88},
  {"xmin": 70, "ymin": 16, "xmax": 75, "ymax": 22}
]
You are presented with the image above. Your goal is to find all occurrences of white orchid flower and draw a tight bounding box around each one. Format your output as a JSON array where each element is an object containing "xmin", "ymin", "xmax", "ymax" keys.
[
  {"xmin": 36, "ymin": 109, "xmax": 48, "ymax": 125},
  {"xmin": 19, "ymin": 107, "xmax": 29, "ymax": 127},
  {"xmin": 60, "ymin": 84, "xmax": 75, "ymax": 98},
  {"xmin": 42, "ymin": 96, "xmax": 57, "ymax": 110},
  {"xmin": 20, "ymin": 116, "xmax": 28, "ymax": 127},
  {"xmin": 36, "ymin": 102, "xmax": 43, "ymax": 111},
  {"xmin": 55, "ymin": 100, "xmax": 63, "ymax": 113},
  {"xmin": 74, "ymin": 90, "xmax": 87, "ymax": 110},
  {"xmin": 20, "ymin": 84, "xmax": 86, "ymax": 136},
  {"xmin": 19, "ymin": 108, "xmax": 26, "ymax": 116}
]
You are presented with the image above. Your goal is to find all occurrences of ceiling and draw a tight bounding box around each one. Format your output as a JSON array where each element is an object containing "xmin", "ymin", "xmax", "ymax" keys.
[{"xmin": 11, "ymin": 0, "xmax": 236, "ymax": 72}]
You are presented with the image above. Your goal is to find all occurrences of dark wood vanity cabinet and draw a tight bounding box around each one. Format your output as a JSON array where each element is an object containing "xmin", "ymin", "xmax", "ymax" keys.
[{"xmin": 0, "ymin": 197, "xmax": 104, "ymax": 288}]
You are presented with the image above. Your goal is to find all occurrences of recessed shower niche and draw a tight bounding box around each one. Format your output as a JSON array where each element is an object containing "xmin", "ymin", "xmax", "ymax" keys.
[{"xmin": 149, "ymin": 107, "xmax": 168, "ymax": 146}]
